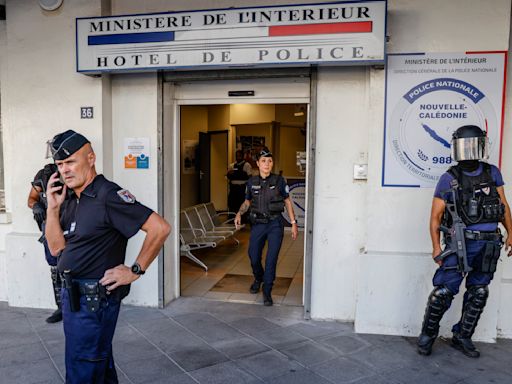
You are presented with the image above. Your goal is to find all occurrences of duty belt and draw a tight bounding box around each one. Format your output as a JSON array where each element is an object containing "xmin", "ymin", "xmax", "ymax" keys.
[{"xmin": 464, "ymin": 230, "xmax": 502, "ymax": 241}]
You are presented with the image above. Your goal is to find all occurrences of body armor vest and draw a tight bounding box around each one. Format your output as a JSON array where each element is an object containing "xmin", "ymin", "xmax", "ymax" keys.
[
  {"xmin": 228, "ymin": 161, "xmax": 249, "ymax": 182},
  {"xmin": 442, "ymin": 162, "xmax": 505, "ymax": 226},
  {"xmin": 249, "ymin": 174, "xmax": 285, "ymax": 221}
]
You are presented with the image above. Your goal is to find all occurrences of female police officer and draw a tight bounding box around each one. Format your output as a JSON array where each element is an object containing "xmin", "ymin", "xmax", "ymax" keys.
[{"xmin": 234, "ymin": 147, "xmax": 298, "ymax": 306}]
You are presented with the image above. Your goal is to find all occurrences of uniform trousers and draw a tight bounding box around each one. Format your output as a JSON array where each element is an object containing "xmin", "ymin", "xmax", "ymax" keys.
[
  {"xmin": 62, "ymin": 288, "xmax": 121, "ymax": 384},
  {"xmin": 248, "ymin": 218, "xmax": 284, "ymax": 293},
  {"xmin": 432, "ymin": 239, "xmax": 499, "ymax": 333}
]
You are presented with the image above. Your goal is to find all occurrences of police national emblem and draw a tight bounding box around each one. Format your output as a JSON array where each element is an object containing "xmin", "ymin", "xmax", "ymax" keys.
[{"xmin": 117, "ymin": 189, "xmax": 136, "ymax": 204}]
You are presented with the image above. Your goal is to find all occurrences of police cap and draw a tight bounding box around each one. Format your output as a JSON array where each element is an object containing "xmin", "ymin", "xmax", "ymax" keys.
[
  {"xmin": 50, "ymin": 130, "xmax": 90, "ymax": 160},
  {"xmin": 256, "ymin": 147, "xmax": 273, "ymax": 160}
]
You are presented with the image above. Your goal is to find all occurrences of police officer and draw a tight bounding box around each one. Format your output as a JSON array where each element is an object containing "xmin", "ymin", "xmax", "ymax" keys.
[
  {"xmin": 227, "ymin": 150, "xmax": 252, "ymax": 217},
  {"xmin": 45, "ymin": 130, "xmax": 171, "ymax": 383},
  {"xmin": 234, "ymin": 147, "xmax": 298, "ymax": 306},
  {"xmin": 28, "ymin": 163, "xmax": 63, "ymax": 323},
  {"xmin": 417, "ymin": 125, "xmax": 512, "ymax": 358}
]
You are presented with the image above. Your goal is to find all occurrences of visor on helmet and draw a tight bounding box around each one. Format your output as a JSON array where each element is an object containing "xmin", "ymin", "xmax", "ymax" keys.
[{"xmin": 451, "ymin": 136, "xmax": 489, "ymax": 161}]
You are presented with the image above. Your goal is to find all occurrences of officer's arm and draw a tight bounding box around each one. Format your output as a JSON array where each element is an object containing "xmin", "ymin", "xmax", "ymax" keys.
[
  {"xmin": 430, "ymin": 197, "xmax": 445, "ymax": 259},
  {"xmin": 284, "ymin": 197, "xmax": 298, "ymax": 240},
  {"xmin": 45, "ymin": 173, "xmax": 67, "ymax": 256},
  {"xmin": 234, "ymin": 199, "xmax": 250, "ymax": 227},
  {"xmin": 497, "ymin": 186, "xmax": 512, "ymax": 255},
  {"xmin": 28, "ymin": 186, "xmax": 41, "ymax": 209},
  {"xmin": 100, "ymin": 212, "xmax": 171, "ymax": 289}
]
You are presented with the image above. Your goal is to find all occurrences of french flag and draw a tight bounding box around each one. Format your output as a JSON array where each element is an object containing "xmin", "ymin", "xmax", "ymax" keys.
[{"xmin": 88, "ymin": 21, "xmax": 373, "ymax": 45}]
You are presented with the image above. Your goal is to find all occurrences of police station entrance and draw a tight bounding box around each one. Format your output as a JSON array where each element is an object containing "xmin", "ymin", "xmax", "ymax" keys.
[{"xmin": 164, "ymin": 75, "xmax": 312, "ymax": 308}]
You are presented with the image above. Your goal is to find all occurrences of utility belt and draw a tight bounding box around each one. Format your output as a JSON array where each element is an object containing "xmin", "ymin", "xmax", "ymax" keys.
[
  {"xmin": 445, "ymin": 230, "xmax": 503, "ymax": 273},
  {"xmin": 249, "ymin": 211, "xmax": 281, "ymax": 224},
  {"xmin": 61, "ymin": 271, "xmax": 130, "ymax": 313}
]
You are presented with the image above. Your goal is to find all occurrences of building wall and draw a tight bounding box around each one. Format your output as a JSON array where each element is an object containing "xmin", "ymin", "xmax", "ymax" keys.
[
  {"xmin": 0, "ymin": 0, "xmax": 511, "ymax": 341},
  {"xmin": 356, "ymin": 0, "xmax": 512, "ymax": 341}
]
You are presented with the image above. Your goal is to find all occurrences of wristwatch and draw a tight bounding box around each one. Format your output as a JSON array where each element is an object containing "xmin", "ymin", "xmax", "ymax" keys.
[
  {"xmin": 290, "ymin": 220, "xmax": 297, "ymax": 225},
  {"xmin": 131, "ymin": 262, "xmax": 145, "ymax": 275}
]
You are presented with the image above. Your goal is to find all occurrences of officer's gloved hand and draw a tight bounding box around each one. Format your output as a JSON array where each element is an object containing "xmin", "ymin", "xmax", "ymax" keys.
[{"xmin": 32, "ymin": 201, "xmax": 46, "ymax": 224}]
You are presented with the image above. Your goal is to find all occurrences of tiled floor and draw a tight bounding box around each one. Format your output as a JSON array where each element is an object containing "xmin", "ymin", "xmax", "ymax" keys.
[
  {"xmin": 2, "ymin": 298, "xmax": 512, "ymax": 383},
  {"xmin": 180, "ymin": 227, "xmax": 304, "ymax": 306}
]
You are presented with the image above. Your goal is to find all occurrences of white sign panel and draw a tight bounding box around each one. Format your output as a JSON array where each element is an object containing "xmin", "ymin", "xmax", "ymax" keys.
[
  {"xmin": 76, "ymin": 1, "xmax": 386, "ymax": 73},
  {"xmin": 383, "ymin": 52, "xmax": 506, "ymax": 188},
  {"xmin": 124, "ymin": 137, "xmax": 150, "ymax": 169}
]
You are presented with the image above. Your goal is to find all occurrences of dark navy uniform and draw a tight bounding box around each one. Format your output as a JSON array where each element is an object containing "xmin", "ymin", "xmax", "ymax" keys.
[
  {"xmin": 59, "ymin": 175, "xmax": 152, "ymax": 383},
  {"xmin": 246, "ymin": 173, "xmax": 289, "ymax": 297}
]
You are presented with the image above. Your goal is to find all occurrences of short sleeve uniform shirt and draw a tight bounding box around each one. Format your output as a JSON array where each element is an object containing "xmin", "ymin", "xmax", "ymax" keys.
[{"xmin": 58, "ymin": 175, "xmax": 153, "ymax": 279}]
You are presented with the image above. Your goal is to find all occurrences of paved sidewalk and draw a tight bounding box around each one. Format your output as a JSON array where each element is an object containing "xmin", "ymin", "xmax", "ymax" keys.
[{"xmin": 1, "ymin": 298, "xmax": 511, "ymax": 384}]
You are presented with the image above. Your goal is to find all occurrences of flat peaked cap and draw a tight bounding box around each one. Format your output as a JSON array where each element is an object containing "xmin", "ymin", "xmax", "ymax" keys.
[
  {"xmin": 50, "ymin": 130, "xmax": 90, "ymax": 160},
  {"xmin": 256, "ymin": 147, "xmax": 273, "ymax": 160}
]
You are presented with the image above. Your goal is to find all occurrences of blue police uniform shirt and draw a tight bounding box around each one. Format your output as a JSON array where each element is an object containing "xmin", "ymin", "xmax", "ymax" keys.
[
  {"xmin": 245, "ymin": 174, "xmax": 289, "ymax": 201},
  {"xmin": 434, "ymin": 163, "xmax": 504, "ymax": 231},
  {"xmin": 57, "ymin": 175, "xmax": 153, "ymax": 279}
]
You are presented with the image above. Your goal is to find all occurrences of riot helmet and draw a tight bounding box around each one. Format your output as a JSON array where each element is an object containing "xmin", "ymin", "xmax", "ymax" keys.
[{"xmin": 451, "ymin": 125, "xmax": 488, "ymax": 162}]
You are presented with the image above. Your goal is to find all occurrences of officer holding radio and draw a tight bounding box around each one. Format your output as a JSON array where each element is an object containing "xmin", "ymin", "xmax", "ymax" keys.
[
  {"xmin": 28, "ymin": 163, "xmax": 64, "ymax": 323},
  {"xmin": 234, "ymin": 147, "xmax": 298, "ymax": 306},
  {"xmin": 45, "ymin": 130, "xmax": 171, "ymax": 384},
  {"xmin": 417, "ymin": 125, "xmax": 512, "ymax": 358}
]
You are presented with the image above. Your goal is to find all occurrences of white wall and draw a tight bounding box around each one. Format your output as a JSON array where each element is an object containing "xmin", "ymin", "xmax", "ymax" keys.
[
  {"xmin": 311, "ymin": 67, "xmax": 370, "ymax": 320},
  {"xmin": 1, "ymin": 0, "xmax": 104, "ymax": 308},
  {"xmin": 111, "ymin": 73, "xmax": 160, "ymax": 307},
  {"xmin": 355, "ymin": 0, "xmax": 512, "ymax": 342}
]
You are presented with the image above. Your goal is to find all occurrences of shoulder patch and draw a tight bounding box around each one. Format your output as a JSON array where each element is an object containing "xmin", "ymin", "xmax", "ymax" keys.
[{"xmin": 117, "ymin": 189, "xmax": 136, "ymax": 204}]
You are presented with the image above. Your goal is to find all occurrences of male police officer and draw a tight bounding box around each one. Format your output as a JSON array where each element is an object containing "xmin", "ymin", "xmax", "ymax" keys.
[
  {"xmin": 227, "ymin": 150, "xmax": 252, "ymax": 216},
  {"xmin": 417, "ymin": 125, "xmax": 512, "ymax": 358},
  {"xmin": 234, "ymin": 148, "xmax": 298, "ymax": 306},
  {"xmin": 28, "ymin": 163, "xmax": 63, "ymax": 323},
  {"xmin": 45, "ymin": 130, "xmax": 171, "ymax": 383}
]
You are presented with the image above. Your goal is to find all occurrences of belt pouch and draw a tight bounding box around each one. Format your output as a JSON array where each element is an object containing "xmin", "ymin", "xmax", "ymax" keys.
[
  {"xmin": 63, "ymin": 272, "xmax": 80, "ymax": 312},
  {"xmin": 481, "ymin": 242, "xmax": 501, "ymax": 273},
  {"xmin": 81, "ymin": 281, "xmax": 101, "ymax": 313}
]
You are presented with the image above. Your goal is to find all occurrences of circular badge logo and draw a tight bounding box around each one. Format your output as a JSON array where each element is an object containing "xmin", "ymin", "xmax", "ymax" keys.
[{"xmin": 388, "ymin": 77, "xmax": 497, "ymax": 184}]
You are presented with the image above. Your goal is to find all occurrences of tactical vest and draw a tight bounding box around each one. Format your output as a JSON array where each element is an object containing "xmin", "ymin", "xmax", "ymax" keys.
[
  {"xmin": 442, "ymin": 162, "xmax": 505, "ymax": 226},
  {"xmin": 249, "ymin": 174, "xmax": 285, "ymax": 222},
  {"xmin": 229, "ymin": 161, "xmax": 249, "ymax": 182}
]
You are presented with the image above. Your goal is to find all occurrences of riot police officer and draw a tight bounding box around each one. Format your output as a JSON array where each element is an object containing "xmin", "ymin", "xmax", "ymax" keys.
[
  {"xmin": 227, "ymin": 150, "xmax": 252, "ymax": 217},
  {"xmin": 45, "ymin": 130, "xmax": 171, "ymax": 383},
  {"xmin": 28, "ymin": 163, "xmax": 63, "ymax": 323},
  {"xmin": 234, "ymin": 148, "xmax": 298, "ymax": 306},
  {"xmin": 417, "ymin": 125, "xmax": 512, "ymax": 358}
]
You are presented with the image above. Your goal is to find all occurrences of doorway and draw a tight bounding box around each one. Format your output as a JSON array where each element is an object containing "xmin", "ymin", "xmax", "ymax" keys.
[{"xmin": 164, "ymin": 77, "xmax": 312, "ymax": 308}]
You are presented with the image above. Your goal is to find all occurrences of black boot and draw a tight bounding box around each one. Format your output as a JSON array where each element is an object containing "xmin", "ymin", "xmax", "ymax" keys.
[
  {"xmin": 417, "ymin": 286, "xmax": 453, "ymax": 356},
  {"xmin": 250, "ymin": 280, "xmax": 262, "ymax": 294},
  {"xmin": 451, "ymin": 285, "xmax": 488, "ymax": 358},
  {"xmin": 262, "ymin": 285, "xmax": 273, "ymax": 306},
  {"xmin": 46, "ymin": 267, "xmax": 63, "ymax": 324},
  {"xmin": 46, "ymin": 308, "xmax": 62, "ymax": 324}
]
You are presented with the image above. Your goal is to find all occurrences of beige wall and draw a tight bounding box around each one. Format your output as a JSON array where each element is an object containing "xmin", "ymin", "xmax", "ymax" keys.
[
  {"xmin": 230, "ymin": 104, "xmax": 275, "ymax": 125},
  {"xmin": 180, "ymin": 106, "xmax": 207, "ymax": 209}
]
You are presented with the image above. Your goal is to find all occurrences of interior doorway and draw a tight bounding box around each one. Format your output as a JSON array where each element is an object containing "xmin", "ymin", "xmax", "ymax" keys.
[{"xmin": 178, "ymin": 102, "xmax": 308, "ymax": 306}]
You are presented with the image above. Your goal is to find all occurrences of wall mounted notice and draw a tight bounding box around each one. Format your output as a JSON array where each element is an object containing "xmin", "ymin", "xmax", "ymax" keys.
[
  {"xmin": 282, "ymin": 178, "xmax": 306, "ymax": 229},
  {"xmin": 76, "ymin": 1, "xmax": 386, "ymax": 73},
  {"xmin": 124, "ymin": 137, "xmax": 150, "ymax": 169},
  {"xmin": 383, "ymin": 52, "xmax": 506, "ymax": 188}
]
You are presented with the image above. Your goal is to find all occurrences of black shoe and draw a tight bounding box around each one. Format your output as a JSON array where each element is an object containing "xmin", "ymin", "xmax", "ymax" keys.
[
  {"xmin": 451, "ymin": 333, "xmax": 480, "ymax": 358},
  {"xmin": 250, "ymin": 280, "xmax": 262, "ymax": 294},
  {"xmin": 417, "ymin": 333, "xmax": 436, "ymax": 356},
  {"xmin": 263, "ymin": 292, "xmax": 273, "ymax": 306},
  {"xmin": 46, "ymin": 308, "xmax": 62, "ymax": 324}
]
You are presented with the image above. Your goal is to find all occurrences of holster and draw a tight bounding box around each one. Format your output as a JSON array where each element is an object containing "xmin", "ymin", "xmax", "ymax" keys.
[
  {"xmin": 480, "ymin": 240, "xmax": 503, "ymax": 273},
  {"xmin": 62, "ymin": 271, "xmax": 80, "ymax": 312}
]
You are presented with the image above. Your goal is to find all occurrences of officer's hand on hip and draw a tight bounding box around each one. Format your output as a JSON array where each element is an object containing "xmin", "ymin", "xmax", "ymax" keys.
[
  {"xmin": 46, "ymin": 172, "xmax": 66, "ymax": 210},
  {"xmin": 100, "ymin": 265, "xmax": 139, "ymax": 291},
  {"xmin": 291, "ymin": 223, "xmax": 298, "ymax": 240}
]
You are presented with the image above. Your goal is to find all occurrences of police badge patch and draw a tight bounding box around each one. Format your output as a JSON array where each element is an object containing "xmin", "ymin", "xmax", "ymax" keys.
[{"xmin": 117, "ymin": 189, "xmax": 136, "ymax": 203}]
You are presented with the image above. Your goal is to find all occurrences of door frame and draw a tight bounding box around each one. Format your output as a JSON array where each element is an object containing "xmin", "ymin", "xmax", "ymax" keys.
[{"xmin": 160, "ymin": 70, "xmax": 317, "ymax": 318}]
